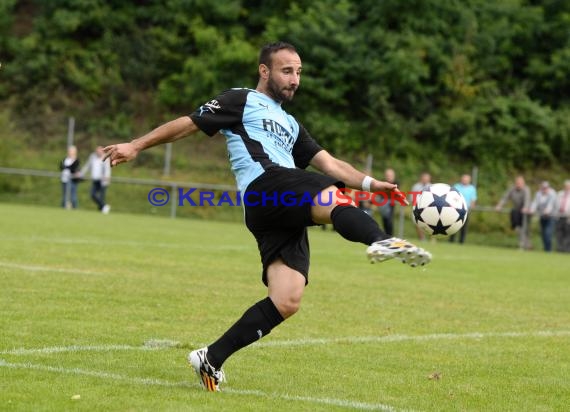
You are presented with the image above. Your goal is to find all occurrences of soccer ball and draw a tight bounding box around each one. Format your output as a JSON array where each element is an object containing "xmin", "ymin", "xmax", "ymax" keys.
[{"xmin": 412, "ymin": 183, "xmax": 468, "ymax": 236}]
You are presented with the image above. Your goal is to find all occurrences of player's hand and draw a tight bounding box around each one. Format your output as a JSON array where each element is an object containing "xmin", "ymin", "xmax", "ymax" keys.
[
  {"xmin": 370, "ymin": 180, "xmax": 410, "ymax": 206},
  {"xmin": 370, "ymin": 179, "xmax": 396, "ymax": 192},
  {"xmin": 103, "ymin": 142, "xmax": 139, "ymax": 167}
]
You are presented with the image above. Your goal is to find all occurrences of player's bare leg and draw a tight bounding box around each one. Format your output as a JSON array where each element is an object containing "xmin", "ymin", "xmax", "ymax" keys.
[{"xmin": 267, "ymin": 259, "xmax": 306, "ymax": 319}]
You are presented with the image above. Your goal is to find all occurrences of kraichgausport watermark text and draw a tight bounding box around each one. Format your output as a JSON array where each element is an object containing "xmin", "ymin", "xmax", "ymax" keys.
[{"xmin": 147, "ymin": 188, "xmax": 421, "ymax": 207}]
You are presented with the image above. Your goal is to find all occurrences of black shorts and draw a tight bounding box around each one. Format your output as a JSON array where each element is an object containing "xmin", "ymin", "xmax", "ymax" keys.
[{"xmin": 244, "ymin": 167, "xmax": 343, "ymax": 285}]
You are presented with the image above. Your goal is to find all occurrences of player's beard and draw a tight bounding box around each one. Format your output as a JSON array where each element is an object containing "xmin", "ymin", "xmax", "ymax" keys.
[{"xmin": 267, "ymin": 76, "xmax": 296, "ymax": 103}]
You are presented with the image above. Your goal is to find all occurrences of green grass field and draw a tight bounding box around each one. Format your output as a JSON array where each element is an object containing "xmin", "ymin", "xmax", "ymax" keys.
[{"xmin": 1, "ymin": 203, "xmax": 568, "ymax": 411}]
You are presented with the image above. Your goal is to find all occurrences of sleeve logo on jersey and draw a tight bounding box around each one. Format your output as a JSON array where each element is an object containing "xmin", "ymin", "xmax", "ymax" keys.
[{"xmin": 198, "ymin": 99, "xmax": 221, "ymax": 116}]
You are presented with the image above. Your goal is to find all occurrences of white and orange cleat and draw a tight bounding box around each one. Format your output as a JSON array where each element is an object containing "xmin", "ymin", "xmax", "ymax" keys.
[
  {"xmin": 367, "ymin": 237, "xmax": 432, "ymax": 267},
  {"xmin": 188, "ymin": 347, "xmax": 226, "ymax": 392}
]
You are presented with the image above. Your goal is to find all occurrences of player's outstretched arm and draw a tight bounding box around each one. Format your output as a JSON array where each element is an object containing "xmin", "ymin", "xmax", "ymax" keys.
[
  {"xmin": 103, "ymin": 116, "xmax": 199, "ymax": 167},
  {"xmin": 310, "ymin": 150, "xmax": 407, "ymax": 202}
]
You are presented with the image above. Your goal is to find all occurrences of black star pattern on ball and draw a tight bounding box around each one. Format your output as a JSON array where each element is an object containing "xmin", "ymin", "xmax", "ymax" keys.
[
  {"xmin": 427, "ymin": 194, "xmax": 449, "ymax": 214},
  {"xmin": 413, "ymin": 206, "xmax": 425, "ymax": 223},
  {"xmin": 456, "ymin": 205, "xmax": 467, "ymax": 223},
  {"xmin": 429, "ymin": 219, "xmax": 452, "ymax": 235}
]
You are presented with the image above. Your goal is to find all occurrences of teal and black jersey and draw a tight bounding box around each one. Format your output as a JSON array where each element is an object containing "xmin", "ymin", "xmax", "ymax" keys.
[{"xmin": 190, "ymin": 88, "xmax": 323, "ymax": 192}]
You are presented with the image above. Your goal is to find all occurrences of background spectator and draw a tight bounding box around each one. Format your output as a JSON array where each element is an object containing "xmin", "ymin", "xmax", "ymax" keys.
[
  {"xmin": 376, "ymin": 168, "xmax": 399, "ymax": 236},
  {"xmin": 449, "ymin": 174, "xmax": 477, "ymax": 244},
  {"xmin": 555, "ymin": 180, "xmax": 570, "ymax": 253},
  {"xmin": 60, "ymin": 145, "xmax": 81, "ymax": 209},
  {"xmin": 410, "ymin": 172, "xmax": 431, "ymax": 241},
  {"xmin": 529, "ymin": 181, "xmax": 557, "ymax": 252},
  {"xmin": 495, "ymin": 175, "xmax": 532, "ymax": 249},
  {"xmin": 81, "ymin": 146, "xmax": 112, "ymax": 214}
]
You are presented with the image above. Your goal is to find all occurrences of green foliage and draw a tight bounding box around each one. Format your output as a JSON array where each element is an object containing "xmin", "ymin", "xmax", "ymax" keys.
[
  {"xmin": 420, "ymin": 93, "xmax": 561, "ymax": 169},
  {"xmin": 0, "ymin": 110, "xmax": 25, "ymax": 193},
  {"xmin": 0, "ymin": 0, "xmax": 568, "ymax": 176},
  {"xmin": 157, "ymin": 18, "xmax": 258, "ymax": 109},
  {"xmin": 0, "ymin": 0, "xmax": 17, "ymax": 92}
]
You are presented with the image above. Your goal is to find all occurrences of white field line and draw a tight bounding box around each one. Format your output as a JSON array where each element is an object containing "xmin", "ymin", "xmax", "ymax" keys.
[
  {"xmin": 2, "ymin": 330, "xmax": 568, "ymax": 357},
  {"xmin": 0, "ymin": 236, "xmax": 185, "ymax": 249},
  {"xmin": 0, "ymin": 344, "xmax": 159, "ymax": 356},
  {"xmin": 0, "ymin": 261, "xmax": 105, "ymax": 276},
  {"xmin": 0, "ymin": 359, "xmax": 401, "ymax": 412},
  {"xmin": 223, "ymin": 387, "xmax": 402, "ymax": 411},
  {"xmin": 253, "ymin": 330, "xmax": 570, "ymax": 348},
  {"xmin": 0, "ymin": 358, "xmax": 188, "ymax": 387},
  {"xmin": 0, "ymin": 339, "xmax": 181, "ymax": 356},
  {"xmin": 0, "ymin": 236, "xmax": 252, "ymax": 251}
]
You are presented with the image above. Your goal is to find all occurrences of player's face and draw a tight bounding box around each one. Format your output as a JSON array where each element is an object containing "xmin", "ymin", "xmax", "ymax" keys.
[{"xmin": 265, "ymin": 49, "xmax": 302, "ymax": 102}]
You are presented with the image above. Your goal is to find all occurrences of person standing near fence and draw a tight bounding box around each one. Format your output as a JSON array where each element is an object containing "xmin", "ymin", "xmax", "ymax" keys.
[
  {"xmin": 60, "ymin": 145, "xmax": 81, "ymax": 209},
  {"xmin": 81, "ymin": 146, "xmax": 112, "ymax": 214},
  {"xmin": 376, "ymin": 168, "xmax": 399, "ymax": 236},
  {"xmin": 555, "ymin": 180, "xmax": 570, "ymax": 253},
  {"xmin": 529, "ymin": 181, "xmax": 557, "ymax": 252},
  {"xmin": 495, "ymin": 175, "xmax": 532, "ymax": 249},
  {"xmin": 449, "ymin": 174, "xmax": 477, "ymax": 244},
  {"xmin": 410, "ymin": 172, "xmax": 431, "ymax": 241}
]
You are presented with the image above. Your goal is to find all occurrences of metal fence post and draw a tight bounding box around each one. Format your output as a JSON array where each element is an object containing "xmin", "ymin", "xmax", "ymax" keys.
[
  {"xmin": 171, "ymin": 184, "xmax": 177, "ymax": 219},
  {"xmin": 398, "ymin": 205, "xmax": 405, "ymax": 238}
]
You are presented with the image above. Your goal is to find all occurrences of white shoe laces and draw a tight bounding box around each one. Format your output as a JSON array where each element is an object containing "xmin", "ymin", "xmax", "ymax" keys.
[
  {"xmin": 214, "ymin": 369, "xmax": 226, "ymax": 383},
  {"xmin": 204, "ymin": 355, "xmax": 226, "ymax": 383}
]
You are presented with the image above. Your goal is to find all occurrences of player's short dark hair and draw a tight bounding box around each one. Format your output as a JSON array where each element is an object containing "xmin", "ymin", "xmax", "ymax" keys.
[{"xmin": 259, "ymin": 42, "xmax": 297, "ymax": 68}]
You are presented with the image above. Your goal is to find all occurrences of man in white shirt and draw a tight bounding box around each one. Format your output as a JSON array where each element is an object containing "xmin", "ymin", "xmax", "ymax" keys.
[
  {"xmin": 529, "ymin": 181, "xmax": 557, "ymax": 252},
  {"xmin": 81, "ymin": 146, "xmax": 111, "ymax": 214}
]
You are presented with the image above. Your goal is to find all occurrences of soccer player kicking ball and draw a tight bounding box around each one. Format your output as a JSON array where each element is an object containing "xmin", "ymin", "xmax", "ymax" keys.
[{"xmin": 104, "ymin": 42, "xmax": 432, "ymax": 392}]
